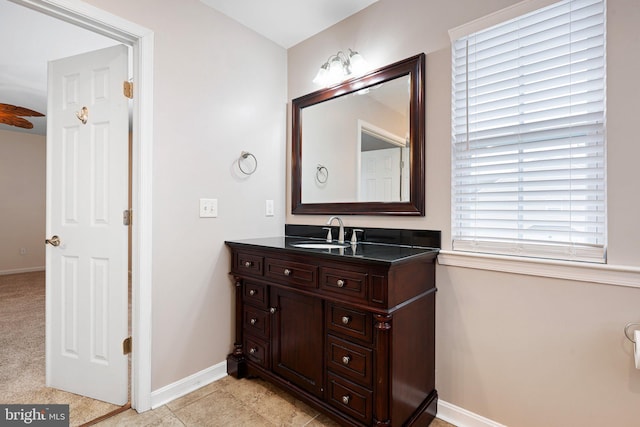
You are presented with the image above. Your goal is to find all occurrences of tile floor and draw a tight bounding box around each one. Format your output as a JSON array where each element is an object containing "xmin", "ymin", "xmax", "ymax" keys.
[{"xmin": 93, "ymin": 375, "xmax": 455, "ymax": 426}]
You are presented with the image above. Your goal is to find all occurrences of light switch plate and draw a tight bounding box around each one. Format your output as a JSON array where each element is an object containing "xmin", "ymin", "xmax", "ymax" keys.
[
  {"xmin": 200, "ymin": 198, "xmax": 218, "ymax": 218},
  {"xmin": 265, "ymin": 199, "xmax": 274, "ymax": 217}
]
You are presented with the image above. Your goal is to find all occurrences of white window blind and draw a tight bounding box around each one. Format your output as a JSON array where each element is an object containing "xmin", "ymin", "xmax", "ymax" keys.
[{"xmin": 451, "ymin": 0, "xmax": 606, "ymax": 263}]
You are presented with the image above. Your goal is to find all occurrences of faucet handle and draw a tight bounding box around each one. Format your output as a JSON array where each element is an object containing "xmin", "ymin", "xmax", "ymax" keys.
[
  {"xmin": 322, "ymin": 227, "xmax": 332, "ymax": 242},
  {"xmin": 350, "ymin": 229, "xmax": 364, "ymax": 245}
]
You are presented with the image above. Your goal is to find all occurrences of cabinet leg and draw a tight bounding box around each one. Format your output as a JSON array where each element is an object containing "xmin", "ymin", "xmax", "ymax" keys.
[{"xmin": 227, "ymin": 352, "xmax": 247, "ymax": 379}]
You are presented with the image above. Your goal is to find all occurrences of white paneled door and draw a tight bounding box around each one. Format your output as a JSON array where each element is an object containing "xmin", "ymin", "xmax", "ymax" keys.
[
  {"xmin": 45, "ymin": 45, "xmax": 129, "ymax": 405},
  {"xmin": 360, "ymin": 147, "xmax": 401, "ymax": 202}
]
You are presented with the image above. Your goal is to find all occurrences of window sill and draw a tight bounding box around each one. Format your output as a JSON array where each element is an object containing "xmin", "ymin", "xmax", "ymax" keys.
[{"xmin": 437, "ymin": 250, "xmax": 640, "ymax": 289}]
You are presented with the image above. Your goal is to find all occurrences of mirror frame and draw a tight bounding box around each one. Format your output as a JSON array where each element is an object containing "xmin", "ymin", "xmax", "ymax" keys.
[{"xmin": 291, "ymin": 53, "xmax": 425, "ymax": 216}]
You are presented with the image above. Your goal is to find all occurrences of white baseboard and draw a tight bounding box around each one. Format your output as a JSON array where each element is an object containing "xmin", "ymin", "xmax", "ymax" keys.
[
  {"xmin": 438, "ymin": 400, "xmax": 506, "ymax": 427},
  {"xmin": 0, "ymin": 266, "xmax": 45, "ymax": 276},
  {"xmin": 150, "ymin": 360, "xmax": 227, "ymax": 409}
]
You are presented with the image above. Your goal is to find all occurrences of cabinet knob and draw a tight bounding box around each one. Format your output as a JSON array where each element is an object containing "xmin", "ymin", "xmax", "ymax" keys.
[
  {"xmin": 284, "ymin": 268, "xmax": 291, "ymax": 276},
  {"xmin": 336, "ymin": 279, "xmax": 345, "ymax": 288},
  {"xmin": 270, "ymin": 307, "xmax": 277, "ymax": 314},
  {"xmin": 244, "ymin": 261, "xmax": 252, "ymax": 268},
  {"xmin": 342, "ymin": 395, "xmax": 350, "ymax": 405},
  {"xmin": 341, "ymin": 316, "xmax": 351, "ymax": 325},
  {"xmin": 342, "ymin": 355, "xmax": 351, "ymax": 365},
  {"xmin": 249, "ymin": 347, "xmax": 257, "ymax": 354},
  {"xmin": 248, "ymin": 289, "xmax": 256, "ymax": 296},
  {"xmin": 250, "ymin": 318, "xmax": 257, "ymax": 325}
]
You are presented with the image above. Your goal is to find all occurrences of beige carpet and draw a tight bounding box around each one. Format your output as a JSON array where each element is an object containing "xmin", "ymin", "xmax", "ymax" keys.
[{"xmin": 0, "ymin": 271, "xmax": 122, "ymax": 426}]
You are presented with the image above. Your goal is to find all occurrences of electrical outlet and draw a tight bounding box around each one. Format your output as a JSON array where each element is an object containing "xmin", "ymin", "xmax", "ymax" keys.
[
  {"xmin": 19, "ymin": 248, "xmax": 27, "ymax": 256},
  {"xmin": 199, "ymin": 198, "xmax": 218, "ymax": 218},
  {"xmin": 265, "ymin": 200, "xmax": 274, "ymax": 217}
]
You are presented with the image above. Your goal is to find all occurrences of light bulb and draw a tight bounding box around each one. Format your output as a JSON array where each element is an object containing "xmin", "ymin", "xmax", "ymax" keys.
[
  {"xmin": 348, "ymin": 49, "xmax": 367, "ymax": 75},
  {"xmin": 312, "ymin": 64, "xmax": 329, "ymax": 86},
  {"xmin": 327, "ymin": 57, "xmax": 346, "ymax": 85}
]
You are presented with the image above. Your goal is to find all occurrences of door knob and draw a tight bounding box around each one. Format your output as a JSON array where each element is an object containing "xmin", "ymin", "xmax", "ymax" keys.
[{"xmin": 45, "ymin": 235, "xmax": 61, "ymax": 247}]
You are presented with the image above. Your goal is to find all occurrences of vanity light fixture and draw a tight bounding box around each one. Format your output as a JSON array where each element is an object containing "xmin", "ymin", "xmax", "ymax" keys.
[{"xmin": 312, "ymin": 49, "xmax": 367, "ymax": 87}]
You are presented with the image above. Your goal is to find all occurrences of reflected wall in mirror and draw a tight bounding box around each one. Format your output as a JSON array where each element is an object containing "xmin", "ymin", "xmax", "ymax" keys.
[{"xmin": 292, "ymin": 53, "xmax": 425, "ymax": 215}]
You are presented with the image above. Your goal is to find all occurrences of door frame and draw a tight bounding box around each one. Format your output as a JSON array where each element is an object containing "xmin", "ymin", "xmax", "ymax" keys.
[{"xmin": 11, "ymin": 0, "xmax": 154, "ymax": 412}]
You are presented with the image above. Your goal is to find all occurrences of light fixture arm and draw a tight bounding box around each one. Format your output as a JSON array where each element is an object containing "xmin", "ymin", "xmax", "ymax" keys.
[{"xmin": 334, "ymin": 51, "xmax": 352, "ymax": 73}]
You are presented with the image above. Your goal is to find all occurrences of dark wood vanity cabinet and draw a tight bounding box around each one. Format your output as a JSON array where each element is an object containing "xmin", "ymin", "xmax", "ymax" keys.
[{"xmin": 226, "ymin": 240, "xmax": 438, "ymax": 427}]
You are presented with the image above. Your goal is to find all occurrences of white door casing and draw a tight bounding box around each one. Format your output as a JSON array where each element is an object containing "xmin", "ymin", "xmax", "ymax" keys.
[
  {"xmin": 401, "ymin": 146, "xmax": 410, "ymax": 201},
  {"xmin": 46, "ymin": 44, "xmax": 129, "ymax": 405}
]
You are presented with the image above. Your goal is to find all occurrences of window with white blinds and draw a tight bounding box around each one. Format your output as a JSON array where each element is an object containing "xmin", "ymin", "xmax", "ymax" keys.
[{"xmin": 451, "ymin": 0, "xmax": 606, "ymax": 263}]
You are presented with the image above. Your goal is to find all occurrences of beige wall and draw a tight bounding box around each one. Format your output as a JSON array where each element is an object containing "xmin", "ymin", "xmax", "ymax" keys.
[
  {"xmin": 288, "ymin": 0, "xmax": 640, "ymax": 426},
  {"xmin": 83, "ymin": 0, "xmax": 287, "ymax": 390},
  {"xmin": 0, "ymin": 129, "xmax": 45, "ymax": 274}
]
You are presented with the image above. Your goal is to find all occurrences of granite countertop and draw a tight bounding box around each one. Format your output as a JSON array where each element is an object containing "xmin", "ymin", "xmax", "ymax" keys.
[{"xmin": 225, "ymin": 236, "xmax": 439, "ymax": 265}]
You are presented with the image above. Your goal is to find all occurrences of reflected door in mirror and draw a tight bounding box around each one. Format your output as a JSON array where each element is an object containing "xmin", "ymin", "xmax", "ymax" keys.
[{"xmin": 359, "ymin": 119, "xmax": 409, "ymax": 202}]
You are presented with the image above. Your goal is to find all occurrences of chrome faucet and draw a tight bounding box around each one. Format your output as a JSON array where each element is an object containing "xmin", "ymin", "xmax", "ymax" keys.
[{"xmin": 326, "ymin": 216, "xmax": 345, "ymax": 244}]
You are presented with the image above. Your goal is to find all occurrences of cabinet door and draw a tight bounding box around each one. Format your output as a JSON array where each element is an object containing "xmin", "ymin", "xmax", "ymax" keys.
[{"xmin": 271, "ymin": 287, "xmax": 324, "ymax": 398}]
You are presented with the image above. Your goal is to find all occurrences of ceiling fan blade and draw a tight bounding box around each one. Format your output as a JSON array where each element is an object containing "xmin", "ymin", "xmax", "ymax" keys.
[
  {"xmin": 0, "ymin": 103, "xmax": 44, "ymax": 117},
  {"xmin": 0, "ymin": 114, "xmax": 35, "ymax": 129}
]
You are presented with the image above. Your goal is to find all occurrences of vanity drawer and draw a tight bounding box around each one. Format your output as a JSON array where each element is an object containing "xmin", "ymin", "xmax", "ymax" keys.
[
  {"xmin": 243, "ymin": 306, "xmax": 270, "ymax": 339},
  {"xmin": 243, "ymin": 282, "xmax": 268, "ymax": 309},
  {"xmin": 244, "ymin": 335, "xmax": 270, "ymax": 369},
  {"xmin": 327, "ymin": 372, "xmax": 372, "ymax": 425},
  {"xmin": 327, "ymin": 335, "xmax": 373, "ymax": 388},
  {"xmin": 265, "ymin": 258, "xmax": 317, "ymax": 289},
  {"xmin": 327, "ymin": 303, "xmax": 372, "ymax": 344},
  {"xmin": 320, "ymin": 267, "xmax": 368, "ymax": 302},
  {"xmin": 234, "ymin": 252, "xmax": 263, "ymax": 276}
]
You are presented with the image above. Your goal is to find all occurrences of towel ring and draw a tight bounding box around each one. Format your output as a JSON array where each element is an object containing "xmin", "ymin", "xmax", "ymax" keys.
[
  {"xmin": 316, "ymin": 164, "xmax": 328, "ymax": 183},
  {"xmin": 238, "ymin": 151, "xmax": 257, "ymax": 175},
  {"xmin": 624, "ymin": 323, "xmax": 640, "ymax": 343}
]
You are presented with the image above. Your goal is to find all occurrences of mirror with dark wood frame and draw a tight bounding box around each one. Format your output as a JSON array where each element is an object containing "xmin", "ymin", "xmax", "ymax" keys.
[{"xmin": 292, "ymin": 53, "xmax": 425, "ymax": 215}]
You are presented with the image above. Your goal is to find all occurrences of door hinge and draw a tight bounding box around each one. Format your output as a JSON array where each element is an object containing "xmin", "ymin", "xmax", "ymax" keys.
[
  {"xmin": 123, "ymin": 209, "xmax": 132, "ymax": 226},
  {"xmin": 123, "ymin": 336, "xmax": 132, "ymax": 355},
  {"xmin": 123, "ymin": 81, "xmax": 133, "ymax": 99}
]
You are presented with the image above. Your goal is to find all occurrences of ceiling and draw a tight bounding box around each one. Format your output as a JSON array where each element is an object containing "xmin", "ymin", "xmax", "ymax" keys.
[
  {"xmin": 199, "ymin": 0, "xmax": 378, "ymax": 48},
  {"xmin": 0, "ymin": 0, "xmax": 377, "ymax": 136}
]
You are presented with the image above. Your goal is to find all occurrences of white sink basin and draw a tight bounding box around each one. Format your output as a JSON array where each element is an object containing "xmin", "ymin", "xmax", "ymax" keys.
[{"xmin": 290, "ymin": 241, "xmax": 350, "ymax": 249}]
